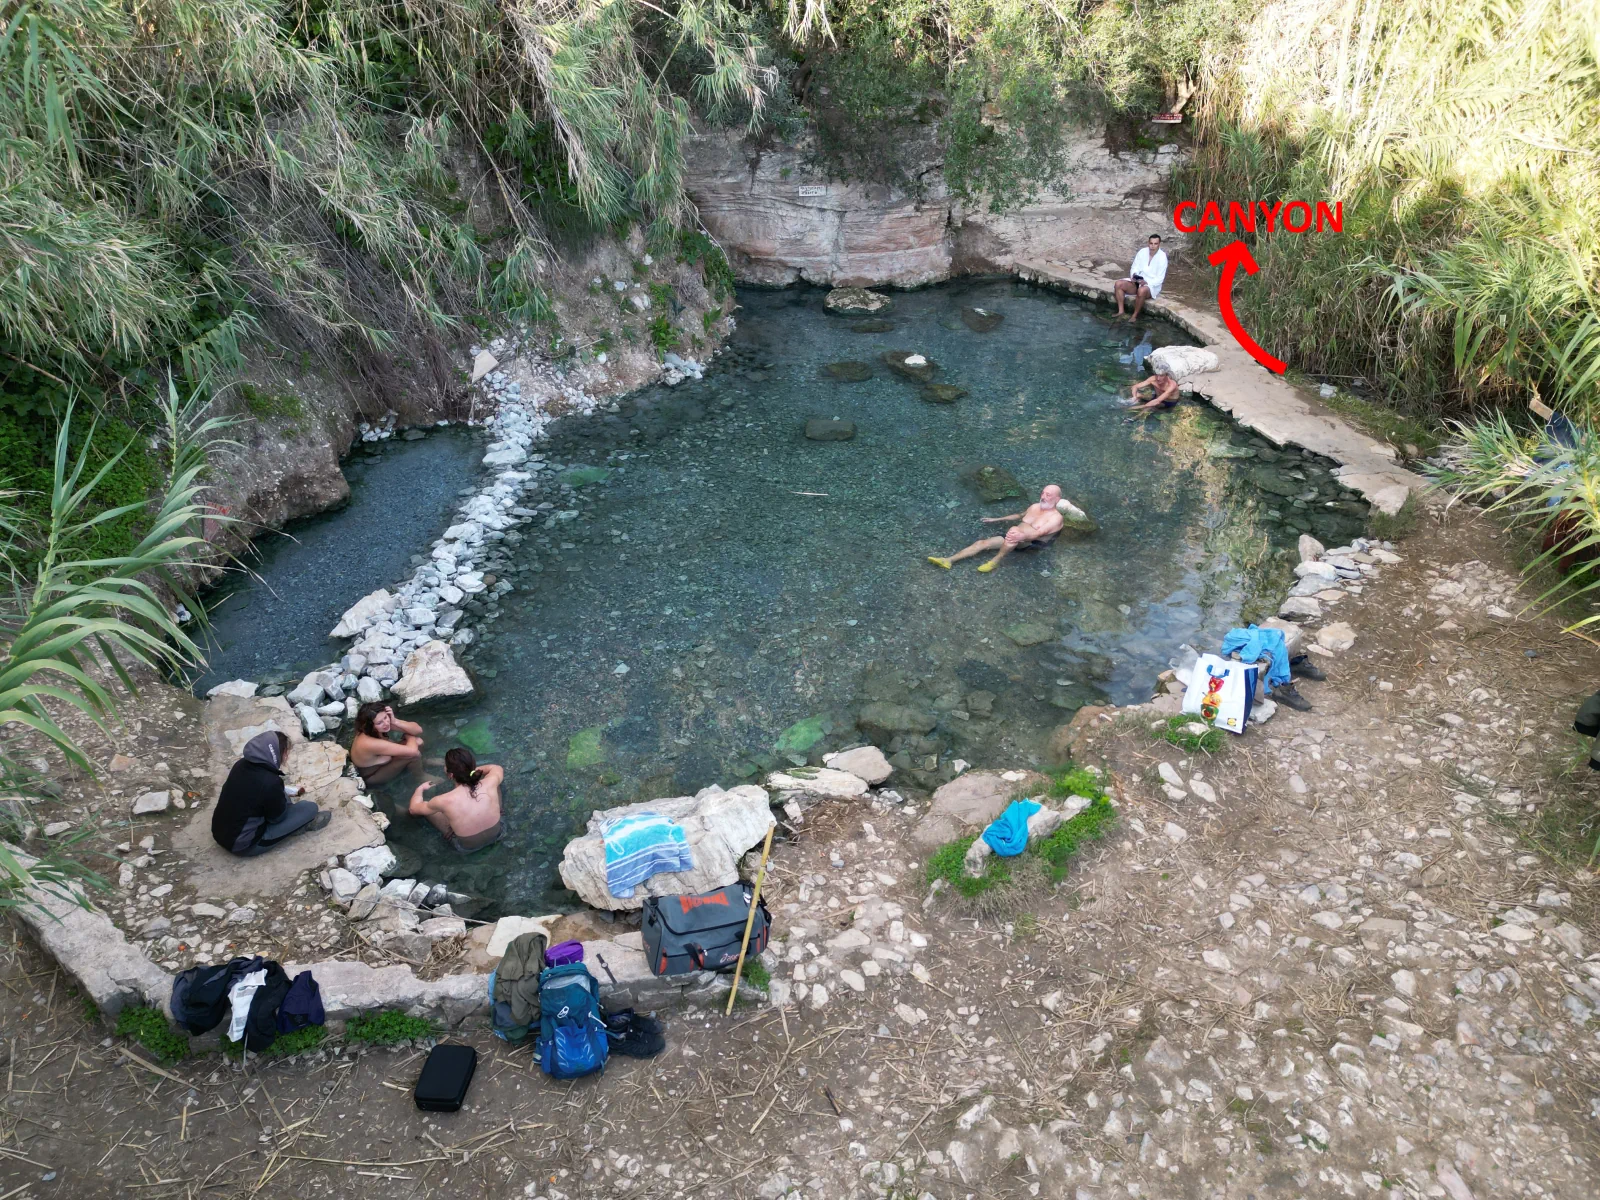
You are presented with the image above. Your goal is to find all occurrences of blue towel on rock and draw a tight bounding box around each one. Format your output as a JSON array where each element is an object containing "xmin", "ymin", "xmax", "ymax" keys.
[
  {"xmin": 602, "ymin": 811, "xmax": 694, "ymax": 898},
  {"xmin": 981, "ymin": 799, "xmax": 1042, "ymax": 857},
  {"xmin": 1219, "ymin": 624, "xmax": 1291, "ymax": 693}
]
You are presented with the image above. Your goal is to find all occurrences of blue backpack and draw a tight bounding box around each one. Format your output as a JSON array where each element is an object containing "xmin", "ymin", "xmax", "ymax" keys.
[{"xmin": 535, "ymin": 962, "xmax": 609, "ymax": 1079}]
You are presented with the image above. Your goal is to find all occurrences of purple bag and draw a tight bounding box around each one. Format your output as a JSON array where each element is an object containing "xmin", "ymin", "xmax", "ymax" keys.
[{"xmin": 545, "ymin": 940, "xmax": 584, "ymax": 967}]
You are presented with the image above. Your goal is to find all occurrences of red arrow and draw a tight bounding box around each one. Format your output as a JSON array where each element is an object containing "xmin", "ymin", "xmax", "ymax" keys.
[{"xmin": 1208, "ymin": 240, "xmax": 1286, "ymax": 374}]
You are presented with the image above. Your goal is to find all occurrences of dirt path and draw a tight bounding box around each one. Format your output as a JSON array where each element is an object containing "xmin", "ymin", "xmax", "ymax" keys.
[{"xmin": 1, "ymin": 503, "xmax": 1597, "ymax": 1200}]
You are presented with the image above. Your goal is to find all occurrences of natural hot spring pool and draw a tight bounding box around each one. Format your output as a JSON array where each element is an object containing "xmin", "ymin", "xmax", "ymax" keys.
[{"xmin": 198, "ymin": 278, "xmax": 1369, "ymax": 911}]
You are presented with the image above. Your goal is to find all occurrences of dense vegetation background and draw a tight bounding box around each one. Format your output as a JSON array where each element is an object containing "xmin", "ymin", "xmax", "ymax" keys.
[{"xmin": 1, "ymin": 0, "xmax": 1596, "ymax": 566}]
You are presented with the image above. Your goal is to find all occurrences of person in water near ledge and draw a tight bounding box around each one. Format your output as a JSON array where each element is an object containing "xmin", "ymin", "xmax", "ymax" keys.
[
  {"xmin": 1114, "ymin": 233, "xmax": 1168, "ymax": 321},
  {"xmin": 1126, "ymin": 371, "xmax": 1182, "ymax": 415},
  {"xmin": 350, "ymin": 702, "xmax": 424, "ymax": 786},
  {"xmin": 407, "ymin": 747, "xmax": 506, "ymax": 854},
  {"xmin": 928, "ymin": 484, "xmax": 1067, "ymax": 574},
  {"xmin": 212, "ymin": 731, "xmax": 332, "ymax": 857}
]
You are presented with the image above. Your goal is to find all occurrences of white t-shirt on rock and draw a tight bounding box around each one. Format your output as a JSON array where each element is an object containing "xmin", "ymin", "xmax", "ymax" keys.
[{"xmin": 1127, "ymin": 248, "xmax": 1168, "ymax": 297}]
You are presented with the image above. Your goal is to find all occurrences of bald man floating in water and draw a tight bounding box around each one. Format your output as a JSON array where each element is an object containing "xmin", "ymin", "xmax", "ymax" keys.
[{"xmin": 928, "ymin": 484, "xmax": 1067, "ymax": 573}]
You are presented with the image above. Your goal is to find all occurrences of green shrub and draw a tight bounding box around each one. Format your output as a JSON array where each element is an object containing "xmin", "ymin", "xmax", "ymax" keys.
[
  {"xmin": 1152, "ymin": 714, "xmax": 1225, "ymax": 755},
  {"xmin": 926, "ymin": 833, "xmax": 1015, "ymax": 897},
  {"xmin": 0, "ymin": 406, "xmax": 159, "ymax": 568},
  {"xmin": 741, "ymin": 958, "xmax": 771, "ymax": 990},
  {"xmin": 115, "ymin": 1005, "xmax": 189, "ymax": 1064},
  {"xmin": 346, "ymin": 1010, "xmax": 436, "ymax": 1046},
  {"xmin": 926, "ymin": 763, "xmax": 1119, "ymax": 897},
  {"xmin": 1366, "ymin": 493, "xmax": 1418, "ymax": 543},
  {"xmin": 649, "ymin": 314, "xmax": 677, "ymax": 354},
  {"xmin": 677, "ymin": 230, "xmax": 736, "ymax": 302},
  {"xmin": 222, "ymin": 1025, "xmax": 327, "ymax": 1059},
  {"xmin": 1033, "ymin": 796, "xmax": 1118, "ymax": 884},
  {"xmin": 238, "ymin": 383, "xmax": 304, "ymax": 421}
]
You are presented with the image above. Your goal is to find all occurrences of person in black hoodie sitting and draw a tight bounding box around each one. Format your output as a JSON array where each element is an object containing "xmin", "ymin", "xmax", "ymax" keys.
[{"xmin": 212, "ymin": 731, "xmax": 332, "ymax": 856}]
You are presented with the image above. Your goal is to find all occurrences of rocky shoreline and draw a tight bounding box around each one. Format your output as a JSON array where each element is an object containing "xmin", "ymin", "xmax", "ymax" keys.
[{"xmin": 11, "ymin": 270, "xmax": 1435, "ymax": 1041}]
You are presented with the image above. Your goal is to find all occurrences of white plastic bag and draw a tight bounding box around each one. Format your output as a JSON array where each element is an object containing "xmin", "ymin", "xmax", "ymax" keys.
[{"xmin": 1181, "ymin": 654, "xmax": 1256, "ymax": 734}]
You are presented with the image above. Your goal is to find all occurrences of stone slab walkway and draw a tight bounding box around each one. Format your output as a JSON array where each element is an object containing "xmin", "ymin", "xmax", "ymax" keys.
[{"xmin": 1013, "ymin": 259, "xmax": 1425, "ymax": 515}]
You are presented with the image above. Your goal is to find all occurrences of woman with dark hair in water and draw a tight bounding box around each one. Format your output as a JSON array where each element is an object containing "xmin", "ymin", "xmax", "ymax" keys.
[
  {"xmin": 406, "ymin": 746, "xmax": 505, "ymax": 853},
  {"xmin": 350, "ymin": 701, "xmax": 424, "ymax": 786}
]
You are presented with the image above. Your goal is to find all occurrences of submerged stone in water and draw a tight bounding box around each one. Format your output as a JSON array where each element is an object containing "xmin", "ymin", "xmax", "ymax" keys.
[
  {"xmin": 922, "ymin": 383, "xmax": 968, "ymax": 404},
  {"xmin": 566, "ymin": 726, "xmax": 606, "ymax": 769},
  {"xmin": 456, "ymin": 716, "xmax": 495, "ymax": 755},
  {"xmin": 825, "ymin": 287, "xmax": 893, "ymax": 316},
  {"xmin": 775, "ymin": 715, "xmax": 830, "ymax": 757},
  {"xmin": 961, "ymin": 307, "xmax": 1004, "ymax": 333},
  {"xmin": 1207, "ymin": 441, "xmax": 1256, "ymax": 459},
  {"xmin": 822, "ymin": 360, "xmax": 874, "ymax": 382},
  {"xmin": 805, "ymin": 417, "xmax": 857, "ymax": 441},
  {"xmin": 1004, "ymin": 621, "xmax": 1057, "ymax": 647},
  {"xmin": 882, "ymin": 350, "xmax": 937, "ymax": 382},
  {"xmin": 560, "ymin": 466, "xmax": 611, "ymax": 487},
  {"xmin": 1057, "ymin": 498, "xmax": 1099, "ymax": 537},
  {"xmin": 856, "ymin": 702, "xmax": 937, "ymax": 742},
  {"xmin": 966, "ymin": 465, "xmax": 1023, "ymax": 503},
  {"xmin": 850, "ymin": 319, "xmax": 897, "ymax": 333},
  {"xmin": 1248, "ymin": 466, "xmax": 1301, "ymax": 497}
]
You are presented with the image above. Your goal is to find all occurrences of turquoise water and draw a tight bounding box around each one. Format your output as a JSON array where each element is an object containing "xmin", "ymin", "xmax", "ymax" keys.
[{"xmin": 352, "ymin": 279, "xmax": 1368, "ymax": 911}]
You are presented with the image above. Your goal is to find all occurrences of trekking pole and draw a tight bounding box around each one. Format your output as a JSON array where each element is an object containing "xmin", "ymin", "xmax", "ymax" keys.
[{"xmin": 724, "ymin": 823, "xmax": 776, "ymax": 1016}]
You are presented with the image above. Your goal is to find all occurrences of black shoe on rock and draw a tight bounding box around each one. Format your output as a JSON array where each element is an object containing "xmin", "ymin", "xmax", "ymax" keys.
[
  {"xmin": 1289, "ymin": 655, "xmax": 1326, "ymax": 682},
  {"xmin": 1275, "ymin": 683, "xmax": 1313, "ymax": 712},
  {"xmin": 309, "ymin": 810, "xmax": 333, "ymax": 832}
]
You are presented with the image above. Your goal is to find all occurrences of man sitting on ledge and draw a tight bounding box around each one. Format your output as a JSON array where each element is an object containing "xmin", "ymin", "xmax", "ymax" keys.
[
  {"xmin": 212, "ymin": 732, "xmax": 331, "ymax": 857},
  {"xmin": 928, "ymin": 484, "xmax": 1067, "ymax": 574}
]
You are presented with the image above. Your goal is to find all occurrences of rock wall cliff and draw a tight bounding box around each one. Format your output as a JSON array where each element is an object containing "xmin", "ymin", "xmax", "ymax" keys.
[{"xmin": 683, "ymin": 127, "xmax": 1184, "ymax": 288}]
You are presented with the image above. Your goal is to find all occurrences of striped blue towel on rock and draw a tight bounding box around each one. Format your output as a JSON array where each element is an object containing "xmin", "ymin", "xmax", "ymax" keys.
[{"xmin": 603, "ymin": 811, "xmax": 694, "ymax": 898}]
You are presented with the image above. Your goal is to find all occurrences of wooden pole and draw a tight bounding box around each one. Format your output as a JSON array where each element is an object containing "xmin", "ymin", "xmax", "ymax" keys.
[{"xmin": 724, "ymin": 823, "xmax": 776, "ymax": 1016}]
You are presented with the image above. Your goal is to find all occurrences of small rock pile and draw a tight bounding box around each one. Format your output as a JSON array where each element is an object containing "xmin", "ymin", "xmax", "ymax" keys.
[{"xmin": 320, "ymin": 844, "xmax": 473, "ymax": 962}]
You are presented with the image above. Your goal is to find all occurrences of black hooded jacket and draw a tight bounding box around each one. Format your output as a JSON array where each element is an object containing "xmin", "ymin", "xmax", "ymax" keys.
[{"xmin": 212, "ymin": 732, "xmax": 289, "ymax": 854}]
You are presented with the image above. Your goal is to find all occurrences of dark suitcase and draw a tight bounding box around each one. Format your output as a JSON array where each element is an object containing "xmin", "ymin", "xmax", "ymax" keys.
[
  {"xmin": 641, "ymin": 883, "xmax": 771, "ymax": 976},
  {"xmin": 414, "ymin": 1043, "xmax": 477, "ymax": 1112}
]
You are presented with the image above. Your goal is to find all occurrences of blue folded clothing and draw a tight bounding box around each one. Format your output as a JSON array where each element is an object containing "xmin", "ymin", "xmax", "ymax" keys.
[
  {"xmin": 1220, "ymin": 624, "xmax": 1291, "ymax": 693},
  {"xmin": 981, "ymin": 799, "xmax": 1042, "ymax": 857},
  {"xmin": 602, "ymin": 811, "xmax": 694, "ymax": 898}
]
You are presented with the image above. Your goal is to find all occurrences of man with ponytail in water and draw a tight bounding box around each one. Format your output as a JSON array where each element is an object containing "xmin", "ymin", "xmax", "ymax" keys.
[{"xmin": 407, "ymin": 747, "xmax": 506, "ymax": 853}]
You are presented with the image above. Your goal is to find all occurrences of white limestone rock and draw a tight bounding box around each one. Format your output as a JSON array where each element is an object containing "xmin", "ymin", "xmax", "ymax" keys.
[
  {"xmin": 330, "ymin": 589, "xmax": 396, "ymax": 639},
  {"xmin": 559, "ymin": 785, "xmax": 776, "ymax": 911},
  {"xmin": 1148, "ymin": 345, "xmax": 1219, "ymax": 380},
  {"xmin": 326, "ymin": 867, "xmax": 362, "ymax": 902},
  {"xmin": 470, "ymin": 349, "xmax": 499, "ymax": 382},
  {"xmin": 822, "ymin": 745, "xmax": 894, "ymax": 786},
  {"xmin": 765, "ymin": 767, "xmax": 869, "ymax": 801},
  {"xmin": 295, "ymin": 703, "xmax": 327, "ymax": 737},
  {"xmin": 1316, "ymin": 622, "xmax": 1357, "ymax": 651},
  {"xmin": 391, "ymin": 640, "xmax": 473, "ymax": 705},
  {"xmin": 344, "ymin": 844, "xmax": 397, "ymax": 886},
  {"xmin": 206, "ymin": 679, "xmax": 258, "ymax": 699},
  {"xmin": 132, "ymin": 791, "xmax": 170, "ymax": 815}
]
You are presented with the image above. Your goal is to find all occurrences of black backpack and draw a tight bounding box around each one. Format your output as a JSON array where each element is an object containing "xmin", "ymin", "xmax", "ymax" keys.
[
  {"xmin": 170, "ymin": 956, "xmax": 262, "ymax": 1035},
  {"xmin": 641, "ymin": 883, "xmax": 770, "ymax": 976},
  {"xmin": 244, "ymin": 962, "xmax": 292, "ymax": 1051}
]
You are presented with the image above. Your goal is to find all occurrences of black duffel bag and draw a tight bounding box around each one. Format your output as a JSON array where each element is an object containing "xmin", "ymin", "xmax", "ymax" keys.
[{"xmin": 641, "ymin": 883, "xmax": 770, "ymax": 976}]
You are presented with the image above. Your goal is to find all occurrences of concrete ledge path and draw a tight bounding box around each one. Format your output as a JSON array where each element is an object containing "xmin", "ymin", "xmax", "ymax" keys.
[{"xmin": 1013, "ymin": 260, "xmax": 1425, "ymax": 515}]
